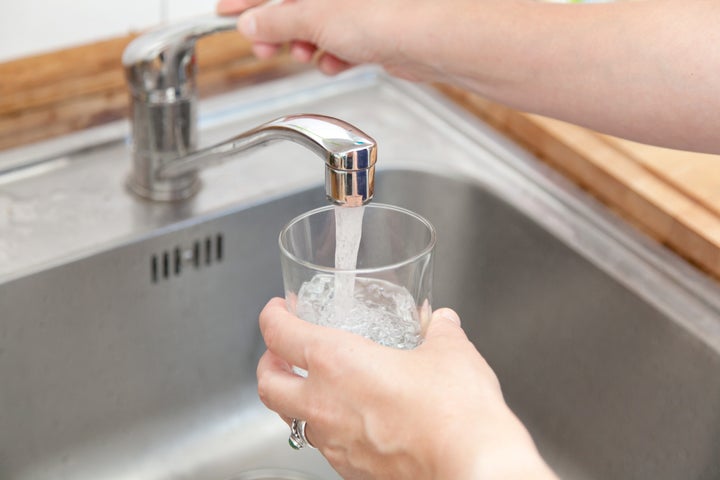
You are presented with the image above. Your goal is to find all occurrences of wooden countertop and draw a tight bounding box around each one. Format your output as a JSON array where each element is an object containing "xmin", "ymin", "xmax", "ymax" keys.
[
  {"xmin": 3, "ymin": 34, "xmax": 720, "ymax": 279},
  {"xmin": 437, "ymin": 86, "xmax": 720, "ymax": 278}
]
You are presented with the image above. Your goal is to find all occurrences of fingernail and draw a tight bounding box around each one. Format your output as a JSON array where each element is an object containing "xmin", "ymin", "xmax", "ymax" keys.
[
  {"xmin": 435, "ymin": 308, "xmax": 461, "ymax": 326},
  {"xmin": 239, "ymin": 11, "xmax": 257, "ymax": 37},
  {"xmin": 291, "ymin": 45, "xmax": 312, "ymax": 63},
  {"xmin": 253, "ymin": 43, "xmax": 279, "ymax": 59}
]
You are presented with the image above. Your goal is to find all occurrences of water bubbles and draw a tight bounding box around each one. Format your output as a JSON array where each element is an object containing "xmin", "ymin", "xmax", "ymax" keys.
[{"xmin": 296, "ymin": 274, "xmax": 421, "ymax": 349}]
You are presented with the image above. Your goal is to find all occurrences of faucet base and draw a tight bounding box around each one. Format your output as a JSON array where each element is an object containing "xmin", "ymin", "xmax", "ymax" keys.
[{"xmin": 126, "ymin": 173, "xmax": 201, "ymax": 202}]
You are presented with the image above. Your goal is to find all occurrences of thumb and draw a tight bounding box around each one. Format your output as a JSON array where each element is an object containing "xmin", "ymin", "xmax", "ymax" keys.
[
  {"xmin": 216, "ymin": 0, "xmax": 266, "ymax": 15},
  {"xmin": 423, "ymin": 308, "xmax": 468, "ymax": 342},
  {"xmin": 237, "ymin": 1, "xmax": 310, "ymax": 43}
]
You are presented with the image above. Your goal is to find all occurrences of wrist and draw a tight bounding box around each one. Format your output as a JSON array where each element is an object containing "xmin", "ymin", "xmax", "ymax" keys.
[
  {"xmin": 470, "ymin": 444, "xmax": 558, "ymax": 480},
  {"xmin": 433, "ymin": 405, "xmax": 557, "ymax": 480}
]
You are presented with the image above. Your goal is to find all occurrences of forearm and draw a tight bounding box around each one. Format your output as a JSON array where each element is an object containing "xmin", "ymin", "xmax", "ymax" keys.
[
  {"xmin": 444, "ymin": 407, "xmax": 559, "ymax": 480},
  {"xmin": 415, "ymin": 0, "xmax": 720, "ymax": 153}
]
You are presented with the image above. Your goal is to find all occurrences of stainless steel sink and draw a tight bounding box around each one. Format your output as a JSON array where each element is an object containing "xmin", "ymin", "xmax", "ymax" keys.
[{"xmin": 2, "ymin": 68, "xmax": 720, "ymax": 480}]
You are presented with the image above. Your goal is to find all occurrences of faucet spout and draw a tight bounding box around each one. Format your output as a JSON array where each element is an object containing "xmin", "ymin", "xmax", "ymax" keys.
[{"xmin": 157, "ymin": 114, "xmax": 377, "ymax": 206}]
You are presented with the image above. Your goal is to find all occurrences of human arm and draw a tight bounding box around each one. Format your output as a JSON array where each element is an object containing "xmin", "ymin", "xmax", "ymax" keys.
[
  {"xmin": 256, "ymin": 297, "xmax": 558, "ymax": 480},
  {"xmin": 217, "ymin": 0, "xmax": 720, "ymax": 154}
]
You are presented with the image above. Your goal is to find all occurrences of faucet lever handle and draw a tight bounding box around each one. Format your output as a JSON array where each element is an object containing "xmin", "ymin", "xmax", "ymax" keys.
[
  {"xmin": 122, "ymin": 15, "xmax": 238, "ymax": 101},
  {"xmin": 122, "ymin": 15, "xmax": 239, "ymax": 201}
]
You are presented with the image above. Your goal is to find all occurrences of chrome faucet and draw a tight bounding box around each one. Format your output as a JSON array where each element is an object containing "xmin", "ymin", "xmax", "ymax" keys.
[{"xmin": 122, "ymin": 15, "xmax": 376, "ymax": 205}]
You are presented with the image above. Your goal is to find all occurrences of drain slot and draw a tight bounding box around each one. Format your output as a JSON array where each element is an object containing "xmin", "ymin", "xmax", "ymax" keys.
[
  {"xmin": 151, "ymin": 233, "xmax": 224, "ymax": 283},
  {"xmin": 205, "ymin": 237, "xmax": 213, "ymax": 265},
  {"xmin": 151, "ymin": 256, "xmax": 158, "ymax": 283},
  {"xmin": 216, "ymin": 233, "xmax": 224, "ymax": 261},
  {"xmin": 193, "ymin": 241, "xmax": 201, "ymax": 269},
  {"xmin": 162, "ymin": 252, "xmax": 170, "ymax": 279},
  {"xmin": 174, "ymin": 247, "xmax": 182, "ymax": 276}
]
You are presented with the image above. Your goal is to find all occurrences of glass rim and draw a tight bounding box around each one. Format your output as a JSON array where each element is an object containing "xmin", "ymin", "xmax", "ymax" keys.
[{"xmin": 278, "ymin": 202, "xmax": 436, "ymax": 275}]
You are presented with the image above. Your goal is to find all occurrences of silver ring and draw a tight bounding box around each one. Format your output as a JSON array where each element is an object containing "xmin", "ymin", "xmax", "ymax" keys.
[
  {"xmin": 288, "ymin": 418, "xmax": 317, "ymax": 450},
  {"xmin": 297, "ymin": 419, "xmax": 317, "ymax": 449},
  {"xmin": 289, "ymin": 418, "xmax": 304, "ymax": 450}
]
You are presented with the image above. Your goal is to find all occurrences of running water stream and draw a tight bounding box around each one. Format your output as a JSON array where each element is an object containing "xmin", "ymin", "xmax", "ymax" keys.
[
  {"xmin": 333, "ymin": 205, "xmax": 365, "ymax": 323},
  {"xmin": 295, "ymin": 205, "xmax": 422, "ymax": 349}
]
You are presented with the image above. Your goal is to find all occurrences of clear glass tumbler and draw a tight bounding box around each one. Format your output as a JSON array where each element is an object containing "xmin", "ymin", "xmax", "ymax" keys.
[{"xmin": 279, "ymin": 203, "xmax": 436, "ymax": 349}]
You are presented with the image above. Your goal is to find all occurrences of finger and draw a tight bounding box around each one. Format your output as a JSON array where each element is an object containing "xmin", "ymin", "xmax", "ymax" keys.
[
  {"xmin": 260, "ymin": 297, "xmax": 374, "ymax": 371},
  {"xmin": 290, "ymin": 40, "xmax": 317, "ymax": 63},
  {"xmin": 316, "ymin": 52, "xmax": 353, "ymax": 75},
  {"xmin": 303, "ymin": 421, "xmax": 318, "ymax": 448},
  {"xmin": 238, "ymin": 2, "xmax": 312, "ymax": 44},
  {"xmin": 256, "ymin": 344, "xmax": 294, "ymax": 376},
  {"xmin": 216, "ymin": 0, "xmax": 265, "ymax": 15},
  {"xmin": 422, "ymin": 308, "xmax": 468, "ymax": 343},
  {"xmin": 252, "ymin": 42, "xmax": 281, "ymax": 59},
  {"xmin": 259, "ymin": 298, "xmax": 315, "ymax": 369},
  {"xmin": 433, "ymin": 308, "xmax": 462, "ymax": 327},
  {"xmin": 276, "ymin": 413, "xmax": 318, "ymax": 449},
  {"xmin": 256, "ymin": 350, "xmax": 308, "ymax": 419}
]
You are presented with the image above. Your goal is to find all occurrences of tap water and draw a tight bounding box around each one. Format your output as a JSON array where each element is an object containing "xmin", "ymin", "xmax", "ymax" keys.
[
  {"xmin": 294, "ymin": 205, "xmax": 421, "ymax": 350},
  {"xmin": 296, "ymin": 274, "xmax": 421, "ymax": 349},
  {"xmin": 333, "ymin": 205, "xmax": 364, "ymax": 323}
]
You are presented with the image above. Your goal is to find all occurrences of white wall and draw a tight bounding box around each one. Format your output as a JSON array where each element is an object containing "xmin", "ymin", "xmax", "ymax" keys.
[{"xmin": 0, "ymin": 0, "xmax": 219, "ymax": 62}]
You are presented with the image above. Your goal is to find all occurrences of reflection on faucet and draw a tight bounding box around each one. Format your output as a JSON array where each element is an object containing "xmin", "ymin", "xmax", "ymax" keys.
[
  {"xmin": 122, "ymin": 15, "xmax": 376, "ymax": 206},
  {"xmin": 158, "ymin": 114, "xmax": 377, "ymax": 206}
]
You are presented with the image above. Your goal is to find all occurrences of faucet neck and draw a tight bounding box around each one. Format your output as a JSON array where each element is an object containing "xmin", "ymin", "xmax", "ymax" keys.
[{"xmin": 157, "ymin": 114, "xmax": 378, "ymax": 206}]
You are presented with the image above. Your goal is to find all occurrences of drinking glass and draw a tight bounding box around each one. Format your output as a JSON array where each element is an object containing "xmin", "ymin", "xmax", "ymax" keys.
[{"xmin": 279, "ymin": 203, "xmax": 435, "ymax": 349}]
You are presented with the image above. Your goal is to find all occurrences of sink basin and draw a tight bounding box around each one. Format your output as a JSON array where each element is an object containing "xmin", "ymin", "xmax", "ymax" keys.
[{"xmin": 2, "ymin": 69, "xmax": 720, "ymax": 480}]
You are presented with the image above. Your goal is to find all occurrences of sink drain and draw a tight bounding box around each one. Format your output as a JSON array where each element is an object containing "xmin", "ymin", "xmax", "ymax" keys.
[{"xmin": 230, "ymin": 469, "xmax": 321, "ymax": 480}]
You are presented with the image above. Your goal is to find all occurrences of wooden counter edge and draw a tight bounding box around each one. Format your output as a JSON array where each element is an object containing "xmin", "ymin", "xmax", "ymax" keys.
[
  {"xmin": 436, "ymin": 84, "xmax": 720, "ymax": 279},
  {"xmin": 0, "ymin": 31, "xmax": 299, "ymax": 151}
]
